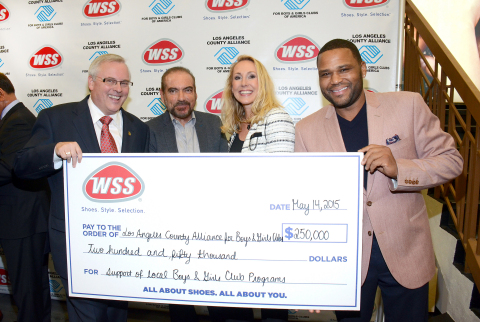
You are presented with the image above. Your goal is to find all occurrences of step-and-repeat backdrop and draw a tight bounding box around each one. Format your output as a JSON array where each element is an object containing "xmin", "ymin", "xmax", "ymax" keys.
[{"xmin": 0, "ymin": 0, "xmax": 402, "ymax": 319}]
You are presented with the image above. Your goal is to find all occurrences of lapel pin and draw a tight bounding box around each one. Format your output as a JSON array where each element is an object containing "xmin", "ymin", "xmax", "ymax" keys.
[
  {"xmin": 386, "ymin": 134, "xmax": 400, "ymax": 145},
  {"xmin": 128, "ymin": 131, "xmax": 131, "ymax": 136}
]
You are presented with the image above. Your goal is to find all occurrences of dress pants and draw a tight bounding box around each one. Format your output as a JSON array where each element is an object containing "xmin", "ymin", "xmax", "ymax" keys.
[
  {"xmin": 335, "ymin": 235, "xmax": 429, "ymax": 322},
  {"xmin": 50, "ymin": 227, "xmax": 128, "ymax": 322},
  {"xmin": 0, "ymin": 232, "xmax": 51, "ymax": 322}
]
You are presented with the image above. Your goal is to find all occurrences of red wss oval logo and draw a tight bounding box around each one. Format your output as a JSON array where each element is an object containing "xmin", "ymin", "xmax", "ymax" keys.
[
  {"xmin": 275, "ymin": 36, "xmax": 320, "ymax": 63},
  {"xmin": 0, "ymin": 269, "xmax": 10, "ymax": 286},
  {"xmin": 344, "ymin": 0, "xmax": 389, "ymax": 8},
  {"xmin": 83, "ymin": 162, "xmax": 144, "ymax": 202},
  {"xmin": 206, "ymin": 0, "xmax": 249, "ymax": 11},
  {"xmin": 83, "ymin": 0, "xmax": 121, "ymax": 18},
  {"xmin": 142, "ymin": 39, "xmax": 184, "ymax": 65},
  {"xmin": 0, "ymin": 3, "xmax": 10, "ymax": 22},
  {"xmin": 29, "ymin": 46, "xmax": 63, "ymax": 69},
  {"xmin": 205, "ymin": 90, "xmax": 223, "ymax": 114}
]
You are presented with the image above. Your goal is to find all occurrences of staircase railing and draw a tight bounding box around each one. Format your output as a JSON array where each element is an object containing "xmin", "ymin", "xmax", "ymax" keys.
[{"xmin": 404, "ymin": 0, "xmax": 480, "ymax": 289}]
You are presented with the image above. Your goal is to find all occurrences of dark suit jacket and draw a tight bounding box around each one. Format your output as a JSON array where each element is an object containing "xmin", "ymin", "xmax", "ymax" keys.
[
  {"xmin": 147, "ymin": 111, "xmax": 227, "ymax": 152},
  {"xmin": 0, "ymin": 102, "xmax": 49, "ymax": 239},
  {"xmin": 14, "ymin": 96, "xmax": 150, "ymax": 234}
]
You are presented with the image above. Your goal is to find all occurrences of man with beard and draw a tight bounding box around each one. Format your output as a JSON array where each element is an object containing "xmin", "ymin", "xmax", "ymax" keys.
[
  {"xmin": 146, "ymin": 67, "xmax": 227, "ymax": 322},
  {"xmin": 295, "ymin": 39, "xmax": 463, "ymax": 321},
  {"xmin": 147, "ymin": 67, "xmax": 227, "ymax": 153}
]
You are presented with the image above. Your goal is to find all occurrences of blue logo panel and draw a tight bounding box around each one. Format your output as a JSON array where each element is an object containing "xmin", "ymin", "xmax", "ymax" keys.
[
  {"xmin": 283, "ymin": 97, "xmax": 309, "ymax": 116},
  {"xmin": 89, "ymin": 51, "xmax": 109, "ymax": 61},
  {"xmin": 35, "ymin": 5, "xmax": 56, "ymax": 22},
  {"xmin": 282, "ymin": 0, "xmax": 310, "ymax": 10},
  {"xmin": 34, "ymin": 99, "xmax": 53, "ymax": 113},
  {"xmin": 359, "ymin": 45, "xmax": 383, "ymax": 64},
  {"xmin": 214, "ymin": 47, "xmax": 239, "ymax": 65},
  {"xmin": 149, "ymin": 98, "xmax": 167, "ymax": 115},
  {"xmin": 149, "ymin": 0, "xmax": 175, "ymax": 15},
  {"xmin": 0, "ymin": 58, "xmax": 4, "ymax": 68}
]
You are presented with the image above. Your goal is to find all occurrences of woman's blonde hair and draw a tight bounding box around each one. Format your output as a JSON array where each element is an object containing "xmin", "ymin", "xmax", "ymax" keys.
[{"xmin": 221, "ymin": 55, "xmax": 282, "ymax": 134}]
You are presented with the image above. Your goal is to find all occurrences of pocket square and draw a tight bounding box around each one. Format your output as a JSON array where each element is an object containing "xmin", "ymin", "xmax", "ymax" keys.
[{"xmin": 386, "ymin": 134, "xmax": 400, "ymax": 145}]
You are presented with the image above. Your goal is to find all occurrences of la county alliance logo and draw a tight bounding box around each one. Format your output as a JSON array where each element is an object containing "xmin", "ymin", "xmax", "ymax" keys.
[
  {"xmin": 204, "ymin": 90, "xmax": 223, "ymax": 114},
  {"xmin": 359, "ymin": 45, "xmax": 383, "ymax": 64},
  {"xmin": 282, "ymin": 0, "xmax": 310, "ymax": 10},
  {"xmin": 275, "ymin": 35, "xmax": 319, "ymax": 63},
  {"xmin": 29, "ymin": 46, "xmax": 63, "ymax": 69},
  {"xmin": 83, "ymin": 162, "xmax": 145, "ymax": 202},
  {"xmin": 0, "ymin": 2, "xmax": 10, "ymax": 22},
  {"xmin": 83, "ymin": 0, "xmax": 121, "ymax": 18},
  {"xmin": 35, "ymin": 5, "xmax": 56, "ymax": 22},
  {"xmin": 149, "ymin": 98, "xmax": 167, "ymax": 115},
  {"xmin": 205, "ymin": 0, "xmax": 249, "ymax": 12},
  {"xmin": 34, "ymin": 99, "xmax": 53, "ymax": 113},
  {"xmin": 142, "ymin": 38, "xmax": 184, "ymax": 65},
  {"xmin": 344, "ymin": 0, "xmax": 390, "ymax": 8}
]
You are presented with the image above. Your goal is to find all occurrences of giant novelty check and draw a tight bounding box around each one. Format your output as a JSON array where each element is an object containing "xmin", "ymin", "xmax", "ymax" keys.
[{"xmin": 64, "ymin": 153, "xmax": 363, "ymax": 310}]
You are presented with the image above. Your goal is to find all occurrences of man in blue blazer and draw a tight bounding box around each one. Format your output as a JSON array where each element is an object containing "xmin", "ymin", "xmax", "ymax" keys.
[
  {"xmin": 147, "ymin": 66, "xmax": 227, "ymax": 153},
  {"xmin": 0, "ymin": 73, "xmax": 50, "ymax": 322},
  {"xmin": 14, "ymin": 54, "xmax": 149, "ymax": 322}
]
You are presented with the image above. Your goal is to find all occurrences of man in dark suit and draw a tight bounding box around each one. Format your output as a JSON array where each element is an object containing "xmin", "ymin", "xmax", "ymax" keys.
[
  {"xmin": 0, "ymin": 73, "xmax": 51, "ymax": 321},
  {"xmin": 147, "ymin": 67, "xmax": 227, "ymax": 322},
  {"xmin": 14, "ymin": 54, "xmax": 149, "ymax": 322},
  {"xmin": 147, "ymin": 66, "xmax": 227, "ymax": 153}
]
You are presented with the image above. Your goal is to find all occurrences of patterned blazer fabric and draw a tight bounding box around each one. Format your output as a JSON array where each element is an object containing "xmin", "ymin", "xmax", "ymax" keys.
[{"xmin": 228, "ymin": 107, "xmax": 295, "ymax": 153}]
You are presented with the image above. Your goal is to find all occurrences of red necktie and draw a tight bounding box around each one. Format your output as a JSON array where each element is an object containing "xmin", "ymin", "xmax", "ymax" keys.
[{"xmin": 100, "ymin": 116, "xmax": 118, "ymax": 153}]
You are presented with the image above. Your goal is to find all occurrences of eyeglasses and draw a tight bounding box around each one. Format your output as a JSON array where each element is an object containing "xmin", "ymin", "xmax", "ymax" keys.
[{"xmin": 96, "ymin": 77, "xmax": 133, "ymax": 88}]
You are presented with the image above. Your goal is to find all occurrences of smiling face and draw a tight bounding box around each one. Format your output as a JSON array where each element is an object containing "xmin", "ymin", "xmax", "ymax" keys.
[
  {"xmin": 88, "ymin": 61, "xmax": 130, "ymax": 116},
  {"xmin": 160, "ymin": 71, "xmax": 197, "ymax": 124},
  {"xmin": 317, "ymin": 48, "xmax": 366, "ymax": 115},
  {"xmin": 231, "ymin": 60, "xmax": 258, "ymax": 111}
]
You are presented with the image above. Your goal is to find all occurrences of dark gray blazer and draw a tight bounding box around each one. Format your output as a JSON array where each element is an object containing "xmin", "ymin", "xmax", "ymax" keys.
[{"xmin": 147, "ymin": 110, "xmax": 227, "ymax": 153}]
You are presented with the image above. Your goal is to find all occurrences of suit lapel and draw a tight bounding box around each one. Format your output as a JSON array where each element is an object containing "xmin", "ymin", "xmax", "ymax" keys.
[
  {"xmin": 0, "ymin": 102, "xmax": 22, "ymax": 130},
  {"xmin": 162, "ymin": 113, "xmax": 178, "ymax": 153},
  {"xmin": 365, "ymin": 90, "xmax": 383, "ymax": 197},
  {"xmin": 195, "ymin": 113, "xmax": 208, "ymax": 152},
  {"xmin": 121, "ymin": 109, "xmax": 134, "ymax": 153},
  {"xmin": 324, "ymin": 105, "xmax": 347, "ymax": 152},
  {"xmin": 72, "ymin": 97, "xmax": 101, "ymax": 153}
]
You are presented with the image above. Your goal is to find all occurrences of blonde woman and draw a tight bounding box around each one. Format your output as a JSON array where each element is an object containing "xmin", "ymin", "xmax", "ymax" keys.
[
  {"xmin": 211, "ymin": 55, "xmax": 292, "ymax": 322},
  {"xmin": 221, "ymin": 55, "xmax": 295, "ymax": 153}
]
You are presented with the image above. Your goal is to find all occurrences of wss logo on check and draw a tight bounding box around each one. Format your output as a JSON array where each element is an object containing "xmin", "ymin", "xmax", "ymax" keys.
[
  {"xmin": 89, "ymin": 51, "xmax": 108, "ymax": 61},
  {"xmin": 359, "ymin": 45, "xmax": 383, "ymax": 64},
  {"xmin": 149, "ymin": 98, "xmax": 166, "ymax": 115},
  {"xmin": 215, "ymin": 47, "xmax": 239, "ymax": 65},
  {"xmin": 34, "ymin": 99, "xmax": 53, "ymax": 113},
  {"xmin": 283, "ymin": 98, "xmax": 309, "ymax": 116},
  {"xmin": 149, "ymin": 0, "xmax": 175, "ymax": 15},
  {"xmin": 35, "ymin": 5, "xmax": 56, "ymax": 22},
  {"xmin": 282, "ymin": 0, "xmax": 310, "ymax": 10}
]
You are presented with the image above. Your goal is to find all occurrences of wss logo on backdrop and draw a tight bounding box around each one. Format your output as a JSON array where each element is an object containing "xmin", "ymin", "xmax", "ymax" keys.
[
  {"xmin": 275, "ymin": 36, "xmax": 319, "ymax": 63},
  {"xmin": 35, "ymin": 5, "xmax": 56, "ymax": 22},
  {"xmin": 149, "ymin": 98, "xmax": 166, "ymax": 115},
  {"xmin": 83, "ymin": 0, "xmax": 121, "ymax": 18},
  {"xmin": 206, "ymin": 0, "xmax": 249, "ymax": 12},
  {"xmin": 215, "ymin": 47, "xmax": 239, "ymax": 65},
  {"xmin": 204, "ymin": 90, "xmax": 223, "ymax": 114},
  {"xmin": 83, "ymin": 162, "xmax": 145, "ymax": 202},
  {"xmin": 29, "ymin": 46, "xmax": 63, "ymax": 69},
  {"xmin": 282, "ymin": 0, "xmax": 310, "ymax": 10},
  {"xmin": 34, "ymin": 99, "xmax": 53, "ymax": 113},
  {"xmin": 143, "ymin": 39, "xmax": 183, "ymax": 65},
  {"xmin": 150, "ymin": 0, "xmax": 175, "ymax": 14},
  {"xmin": 283, "ymin": 97, "xmax": 309, "ymax": 116},
  {"xmin": 359, "ymin": 45, "xmax": 383, "ymax": 64},
  {"xmin": 344, "ymin": 0, "xmax": 389, "ymax": 8},
  {"xmin": 89, "ymin": 51, "xmax": 108, "ymax": 61},
  {"xmin": 0, "ymin": 2, "xmax": 10, "ymax": 22},
  {"xmin": 0, "ymin": 268, "xmax": 10, "ymax": 286}
]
